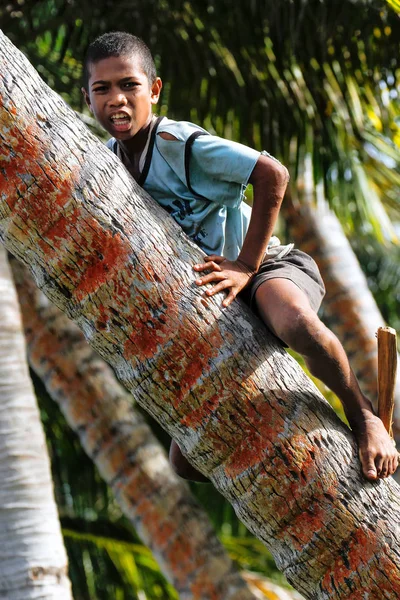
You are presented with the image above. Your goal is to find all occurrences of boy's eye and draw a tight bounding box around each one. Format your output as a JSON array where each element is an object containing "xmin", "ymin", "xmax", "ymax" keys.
[
  {"xmin": 93, "ymin": 86, "xmax": 108, "ymax": 93},
  {"xmin": 123, "ymin": 82, "xmax": 138, "ymax": 89}
]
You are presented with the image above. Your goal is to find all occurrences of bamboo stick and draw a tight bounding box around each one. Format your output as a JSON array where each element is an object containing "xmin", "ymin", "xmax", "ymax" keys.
[{"xmin": 377, "ymin": 326, "xmax": 397, "ymax": 438}]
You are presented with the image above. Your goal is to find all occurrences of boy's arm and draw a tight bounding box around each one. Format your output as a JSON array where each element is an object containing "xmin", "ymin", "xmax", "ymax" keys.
[
  {"xmin": 194, "ymin": 154, "xmax": 289, "ymax": 307},
  {"xmin": 237, "ymin": 154, "xmax": 290, "ymax": 272}
]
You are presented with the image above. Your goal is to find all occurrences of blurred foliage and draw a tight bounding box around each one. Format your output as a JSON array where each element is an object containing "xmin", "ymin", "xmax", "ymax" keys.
[
  {"xmin": 3, "ymin": 1, "xmax": 400, "ymax": 597},
  {"xmin": 2, "ymin": 0, "xmax": 400, "ymax": 325},
  {"xmin": 34, "ymin": 371, "xmax": 296, "ymax": 598},
  {"xmin": 1, "ymin": 0, "xmax": 400, "ymax": 244},
  {"xmin": 62, "ymin": 522, "xmax": 179, "ymax": 600},
  {"xmin": 385, "ymin": 0, "xmax": 400, "ymax": 14},
  {"xmin": 352, "ymin": 235, "xmax": 400, "ymax": 330}
]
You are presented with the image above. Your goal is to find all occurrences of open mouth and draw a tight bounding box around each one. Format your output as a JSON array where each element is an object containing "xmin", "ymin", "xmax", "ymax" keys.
[{"xmin": 110, "ymin": 112, "xmax": 131, "ymax": 132}]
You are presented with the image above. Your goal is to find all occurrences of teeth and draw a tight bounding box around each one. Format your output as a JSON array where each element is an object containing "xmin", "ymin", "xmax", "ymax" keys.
[{"xmin": 111, "ymin": 113, "xmax": 130, "ymax": 121}]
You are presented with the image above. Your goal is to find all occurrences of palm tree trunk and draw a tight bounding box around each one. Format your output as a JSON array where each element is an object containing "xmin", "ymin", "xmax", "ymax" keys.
[
  {"xmin": 10, "ymin": 258, "xmax": 258, "ymax": 600},
  {"xmin": 281, "ymin": 181, "xmax": 400, "ymax": 436},
  {"xmin": 1, "ymin": 32, "xmax": 400, "ymax": 599},
  {"xmin": 0, "ymin": 246, "xmax": 72, "ymax": 599}
]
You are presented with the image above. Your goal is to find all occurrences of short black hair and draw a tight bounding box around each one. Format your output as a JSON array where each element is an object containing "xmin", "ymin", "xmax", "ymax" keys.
[{"xmin": 83, "ymin": 31, "xmax": 157, "ymax": 89}]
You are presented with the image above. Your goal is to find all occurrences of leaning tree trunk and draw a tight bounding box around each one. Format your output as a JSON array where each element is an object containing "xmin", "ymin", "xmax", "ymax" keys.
[
  {"xmin": 0, "ymin": 245, "xmax": 72, "ymax": 600},
  {"xmin": 281, "ymin": 185, "xmax": 400, "ymax": 437},
  {"xmin": 10, "ymin": 258, "xmax": 259, "ymax": 600},
  {"xmin": 1, "ymin": 32, "xmax": 400, "ymax": 599}
]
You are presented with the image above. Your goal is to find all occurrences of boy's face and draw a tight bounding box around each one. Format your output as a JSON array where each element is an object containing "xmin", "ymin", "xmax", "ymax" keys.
[{"xmin": 82, "ymin": 54, "xmax": 162, "ymax": 141}]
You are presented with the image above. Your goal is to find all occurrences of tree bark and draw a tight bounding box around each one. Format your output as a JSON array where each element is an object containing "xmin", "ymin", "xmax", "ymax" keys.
[
  {"xmin": 0, "ymin": 245, "xmax": 72, "ymax": 600},
  {"xmin": 1, "ymin": 31, "xmax": 400, "ymax": 599},
  {"xmin": 281, "ymin": 187, "xmax": 400, "ymax": 437},
  {"xmin": 11, "ymin": 258, "xmax": 258, "ymax": 600}
]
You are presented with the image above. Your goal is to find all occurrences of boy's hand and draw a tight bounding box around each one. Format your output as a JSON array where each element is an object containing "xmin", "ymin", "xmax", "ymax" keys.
[{"xmin": 193, "ymin": 255, "xmax": 255, "ymax": 307}]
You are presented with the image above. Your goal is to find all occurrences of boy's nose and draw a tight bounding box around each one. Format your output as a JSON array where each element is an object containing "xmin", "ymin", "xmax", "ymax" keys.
[{"xmin": 109, "ymin": 93, "xmax": 128, "ymax": 107}]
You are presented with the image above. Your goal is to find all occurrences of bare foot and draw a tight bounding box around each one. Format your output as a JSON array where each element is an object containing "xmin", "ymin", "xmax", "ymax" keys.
[{"xmin": 352, "ymin": 409, "xmax": 399, "ymax": 481}]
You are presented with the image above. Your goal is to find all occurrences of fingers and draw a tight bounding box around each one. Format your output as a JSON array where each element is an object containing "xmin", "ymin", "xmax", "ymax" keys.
[
  {"xmin": 193, "ymin": 260, "xmax": 223, "ymax": 273},
  {"xmin": 193, "ymin": 255, "xmax": 226, "ymax": 273},
  {"xmin": 194, "ymin": 272, "xmax": 240, "ymax": 305},
  {"xmin": 193, "ymin": 257, "xmax": 249, "ymax": 307},
  {"xmin": 393, "ymin": 454, "xmax": 400, "ymax": 475},
  {"xmin": 195, "ymin": 271, "xmax": 225, "ymax": 287},
  {"xmin": 204, "ymin": 280, "xmax": 235, "ymax": 297},
  {"xmin": 222, "ymin": 291, "xmax": 236, "ymax": 308},
  {"xmin": 204, "ymin": 254, "xmax": 225, "ymax": 263}
]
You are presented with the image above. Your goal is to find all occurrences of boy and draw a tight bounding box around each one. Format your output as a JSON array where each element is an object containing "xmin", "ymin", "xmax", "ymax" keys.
[{"xmin": 82, "ymin": 31, "xmax": 398, "ymax": 482}]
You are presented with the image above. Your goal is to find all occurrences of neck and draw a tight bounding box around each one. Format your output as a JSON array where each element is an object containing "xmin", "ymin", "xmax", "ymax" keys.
[{"xmin": 119, "ymin": 115, "xmax": 155, "ymax": 159}]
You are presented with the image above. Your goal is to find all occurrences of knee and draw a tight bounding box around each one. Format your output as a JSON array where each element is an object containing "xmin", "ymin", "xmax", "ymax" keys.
[
  {"xmin": 169, "ymin": 440, "xmax": 209, "ymax": 482},
  {"xmin": 169, "ymin": 439, "xmax": 186, "ymax": 476},
  {"xmin": 274, "ymin": 305, "xmax": 327, "ymax": 355}
]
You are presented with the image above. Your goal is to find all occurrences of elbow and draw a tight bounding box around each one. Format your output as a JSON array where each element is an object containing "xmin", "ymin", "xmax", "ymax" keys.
[
  {"xmin": 275, "ymin": 163, "xmax": 290, "ymax": 187},
  {"xmin": 267, "ymin": 159, "xmax": 289, "ymax": 187},
  {"xmin": 250, "ymin": 154, "xmax": 290, "ymax": 189},
  {"xmin": 262, "ymin": 163, "xmax": 290, "ymax": 196}
]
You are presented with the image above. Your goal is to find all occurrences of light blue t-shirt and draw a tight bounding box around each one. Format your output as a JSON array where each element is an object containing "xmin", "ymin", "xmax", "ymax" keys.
[{"xmin": 106, "ymin": 117, "xmax": 260, "ymax": 261}]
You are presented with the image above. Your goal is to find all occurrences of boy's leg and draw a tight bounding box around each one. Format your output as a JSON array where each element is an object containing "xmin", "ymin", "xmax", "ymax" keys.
[
  {"xmin": 254, "ymin": 277, "xmax": 398, "ymax": 480},
  {"xmin": 169, "ymin": 439, "xmax": 210, "ymax": 482}
]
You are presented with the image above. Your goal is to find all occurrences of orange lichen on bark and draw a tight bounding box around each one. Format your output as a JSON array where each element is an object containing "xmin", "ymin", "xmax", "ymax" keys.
[
  {"xmin": 321, "ymin": 522, "xmax": 400, "ymax": 597},
  {"xmin": 224, "ymin": 394, "xmax": 284, "ymax": 477},
  {"xmin": 190, "ymin": 581, "xmax": 221, "ymax": 600},
  {"xmin": 146, "ymin": 320, "xmax": 226, "ymax": 411},
  {"xmin": 280, "ymin": 494, "xmax": 329, "ymax": 552},
  {"xmin": 73, "ymin": 226, "xmax": 131, "ymax": 302},
  {"xmin": 1, "ymin": 100, "xmax": 143, "ymax": 320},
  {"xmin": 0, "ymin": 103, "xmax": 75, "ymax": 226}
]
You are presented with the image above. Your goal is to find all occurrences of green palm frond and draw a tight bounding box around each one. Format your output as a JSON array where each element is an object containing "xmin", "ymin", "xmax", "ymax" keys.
[
  {"xmin": 4, "ymin": 3, "xmax": 400, "ymax": 595},
  {"xmin": 386, "ymin": 0, "xmax": 400, "ymax": 14},
  {"xmin": 3, "ymin": 0, "xmax": 399, "ymax": 241},
  {"xmin": 63, "ymin": 521, "xmax": 179, "ymax": 600},
  {"xmin": 36, "ymin": 370, "xmax": 293, "ymax": 596},
  {"xmin": 35, "ymin": 373, "xmax": 117, "ymax": 519},
  {"xmin": 351, "ymin": 235, "xmax": 400, "ymax": 331},
  {"xmin": 221, "ymin": 535, "xmax": 290, "ymax": 588}
]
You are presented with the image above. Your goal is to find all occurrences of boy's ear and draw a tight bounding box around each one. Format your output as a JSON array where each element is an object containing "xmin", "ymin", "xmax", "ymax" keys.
[
  {"xmin": 151, "ymin": 77, "xmax": 162, "ymax": 105},
  {"xmin": 81, "ymin": 87, "xmax": 92, "ymax": 112}
]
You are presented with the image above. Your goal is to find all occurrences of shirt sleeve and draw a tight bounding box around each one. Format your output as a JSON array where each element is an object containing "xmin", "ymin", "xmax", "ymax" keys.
[
  {"xmin": 105, "ymin": 137, "xmax": 117, "ymax": 153},
  {"xmin": 156, "ymin": 128, "xmax": 260, "ymax": 209},
  {"xmin": 191, "ymin": 135, "xmax": 260, "ymax": 184},
  {"xmin": 189, "ymin": 135, "xmax": 260, "ymax": 208}
]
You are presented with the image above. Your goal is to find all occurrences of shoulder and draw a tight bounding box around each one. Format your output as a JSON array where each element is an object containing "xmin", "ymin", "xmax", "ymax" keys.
[
  {"xmin": 156, "ymin": 117, "xmax": 208, "ymax": 143},
  {"xmin": 105, "ymin": 137, "xmax": 117, "ymax": 153}
]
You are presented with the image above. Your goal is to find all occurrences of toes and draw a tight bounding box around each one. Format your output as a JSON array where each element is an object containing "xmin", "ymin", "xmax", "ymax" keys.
[
  {"xmin": 390, "ymin": 453, "xmax": 399, "ymax": 476},
  {"xmin": 365, "ymin": 466, "xmax": 378, "ymax": 480},
  {"xmin": 375, "ymin": 454, "xmax": 398, "ymax": 478},
  {"xmin": 375, "ymin": 455, "xmax": 385, "ymax": 478},
  {"xmin": 358, "ymin": 443, "xmax": 399, "ymax": 480},
  {"xmin": 360, "ymin": 450, "xmax": 378, "ymax": 480},
  {"xmin": 379, "ymin": 461, "xmax": 389, "ymax": 478}
]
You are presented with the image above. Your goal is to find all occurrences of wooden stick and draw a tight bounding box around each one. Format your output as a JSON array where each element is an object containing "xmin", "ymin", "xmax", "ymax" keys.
[{"xmin": 377, "ymin": 326, "xmax": 397, "ymax": 438}]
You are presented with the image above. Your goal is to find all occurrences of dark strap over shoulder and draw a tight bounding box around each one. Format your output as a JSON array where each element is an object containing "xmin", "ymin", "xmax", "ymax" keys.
[
  {"xmin": 184, "ymin": 130, "xmax": 209, "ymax": 196},
  {"xmin": 138, "ymin": 116, "xmax": 165, "ymax": 186}
]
